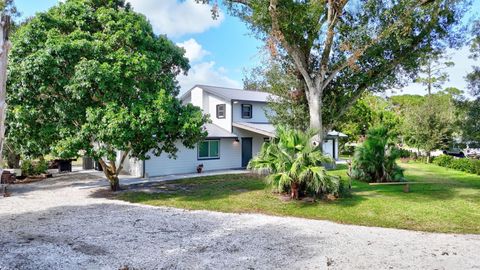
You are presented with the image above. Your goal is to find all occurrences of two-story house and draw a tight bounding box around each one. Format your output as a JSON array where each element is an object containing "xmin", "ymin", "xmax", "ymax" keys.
[{"xmin": 123, "ymin": 85, "xmax": 346, "ymax": 178}]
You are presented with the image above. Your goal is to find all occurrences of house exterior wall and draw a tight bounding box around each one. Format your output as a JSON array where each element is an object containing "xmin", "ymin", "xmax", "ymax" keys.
[
  {"xmin": 205, "ymin": 92, "xmax": 232, "ymax": 132},
  {"xmin": 232, "ymin": 101, "xmax": 269, "ymax": 123},
  {"xmin": 189, "ymin": 86, "xmax": 203, "ymax": 108},
  {"xmin": 233, "ymin": 127, "xmax": 268, "ymax": 158},
  {"xmin": 143, "ymin": 138, "xmax": 241, "ymax": 177}
]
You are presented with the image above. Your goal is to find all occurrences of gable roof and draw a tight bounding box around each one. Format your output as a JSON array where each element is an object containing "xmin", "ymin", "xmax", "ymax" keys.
[
  {"xmin": 204, "ymin": 123, "xmax": 237, "ymax": 138},
  {"xmin": 181, "ymin": 85, "xmax": 273, "ymax": 103}
]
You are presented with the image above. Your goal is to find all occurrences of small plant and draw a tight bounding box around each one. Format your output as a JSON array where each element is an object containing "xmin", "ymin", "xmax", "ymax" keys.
[
  {"xmin": 349, "ymin": 125, "xmax": 405, "ymax": 183},
  {"xmin": 21, "ymin": 159, "xmax": 35, "ymax": 177},
  {"xmin": 20, "ymin": 158, "xmax": 49, "ymax": 177}
]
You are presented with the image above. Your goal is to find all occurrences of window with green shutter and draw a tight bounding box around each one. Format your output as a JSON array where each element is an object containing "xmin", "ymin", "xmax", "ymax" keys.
[{"xmin": 198, "ymin": 140, "xmax": 220, "ymax": 159}]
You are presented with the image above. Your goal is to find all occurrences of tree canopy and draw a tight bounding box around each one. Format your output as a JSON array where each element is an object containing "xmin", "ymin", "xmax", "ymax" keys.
[
  {"xmin": 199, "ymin": 0, "xmax": 467, "ymax": 145},
  {"xmin": 8, "ymin": 0, "xmax": 207, "ymax": 190},
  {"xmin": 402, "ymin": 91, "xmax": 457, "ymax": 160}
]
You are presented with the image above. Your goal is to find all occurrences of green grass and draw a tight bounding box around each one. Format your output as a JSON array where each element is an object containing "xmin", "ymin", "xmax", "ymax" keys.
[{"xmin": 117, "ymin": 162, "xmax": 480, "ymax": 234}]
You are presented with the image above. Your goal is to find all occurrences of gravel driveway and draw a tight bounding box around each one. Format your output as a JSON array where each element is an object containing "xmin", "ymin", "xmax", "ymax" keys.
[{"xmin": 1, "ymin": 171, "xmax": 479, "ymax": 270}]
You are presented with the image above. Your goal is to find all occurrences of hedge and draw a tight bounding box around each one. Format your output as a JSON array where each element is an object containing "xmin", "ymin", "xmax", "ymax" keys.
[{"xmin": 433, "ymin": 155, "xmax": 480, "ymax": 175}]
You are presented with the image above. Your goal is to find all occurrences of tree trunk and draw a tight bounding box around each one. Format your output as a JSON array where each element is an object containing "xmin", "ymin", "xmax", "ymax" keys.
[
  {"xmin": 0, "ymin": 15, "xmax": 11, "ymax": 177},
  {"xmin": 108, "ymin": 174, "xmax": 120, "ymax": 191},
  {"xmin": 290, "ymin": 182, "xmax": 299, "ymax": 199},
  {"xmin": 426, "ymin": 151, "xmax": 431, "ymax": 163},
  {"xmin": 97, "ymin": 158, "xmax": 121, "ymax": 191},
  {"xmin": 307, "ymin": 89, "xmax": 324, "ymax": 150}
]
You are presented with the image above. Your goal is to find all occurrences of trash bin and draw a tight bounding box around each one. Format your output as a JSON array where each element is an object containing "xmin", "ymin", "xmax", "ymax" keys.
[
  {"xmin": 57, "ymin": 159, "xmax": 72, "ymax": 172},
  {"xmin": 82, "ymin": 157, "xmax": 94, "ymax": 170},
  {"xmin": 94, "ymin": 160, "xmax": 103, "ymax": 171}
]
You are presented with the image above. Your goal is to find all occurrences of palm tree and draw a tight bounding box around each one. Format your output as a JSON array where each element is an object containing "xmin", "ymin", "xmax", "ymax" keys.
[
  {"xmin": 248, "ymin": 127, "xmax": 340, "ymax": 199},
  {"xmin": 349, "ymin": 125, "xmax": 405, "ymax": 183}
]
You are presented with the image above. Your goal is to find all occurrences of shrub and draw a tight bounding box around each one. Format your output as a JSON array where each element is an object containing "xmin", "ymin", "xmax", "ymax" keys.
[
  {"xmin": 349, "ymin": 125, "xmax": 405, "ymax": 183},
  {"xmin": 396, "ymin": 148, "xmax": 412, "ymax": 158},
  {"xmin": 472, "ymin": 160, "xmax": 480, "ymax": 175},
  {"xmin": 433, "ymin": 155, "xmax": 454, "ymax": 167},
  {"xmin": 341, "ymin": 145, "xmax": 356, "ymax": 156},
  {"xmin": 35, "ymin": 158, "xmax": 49, "ymax": 175},
  {"xmin": 21, "ymin": 159, "xmax": 35, "ymax": 176},
  {"xmin": 433, "ymin": 154, "xmax": 480, "ymax": 175},
  {"xmin": 20, "ymin": 158, "xmax": 49, "ymax": 176},
  {"xmin": 248, "ymin": 127, "xmax": 341, "ymax": 199},
  {"xmin": 449, "ymin": 159, "xmax": 474, "ymax": 173}
]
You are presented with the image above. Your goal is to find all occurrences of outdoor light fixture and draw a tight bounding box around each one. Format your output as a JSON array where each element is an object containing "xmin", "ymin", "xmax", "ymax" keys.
[{"xmin": 234, "ymin": 138, "xmax": 240, "ymax": 142}]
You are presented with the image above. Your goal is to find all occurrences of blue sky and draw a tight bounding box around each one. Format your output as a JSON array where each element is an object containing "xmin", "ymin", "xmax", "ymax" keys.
[{"xmin": 15, "ymin": 0, "xmax": 480, "ymax": 96}]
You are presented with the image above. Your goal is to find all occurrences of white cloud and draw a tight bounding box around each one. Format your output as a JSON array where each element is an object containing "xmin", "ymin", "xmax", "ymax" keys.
[
  {"xmin": 174, "ymin": 38, "xmax": 241, "ymax": 93},
  {"xmin": 128, "ymin": 0, "xmax": 224, "ymax": 37},
  {"xmin": 176, "ymin": 38, "xmax": 210, "ymax": 63},
  {"xmin": 178, "ymin": 61, "xmax": 242, "ymax": 94}
]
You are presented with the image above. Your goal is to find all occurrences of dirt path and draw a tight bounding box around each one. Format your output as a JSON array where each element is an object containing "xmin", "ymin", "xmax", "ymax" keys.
[{"xmin": 1, "ymin": 171, "xmax": 479, "ymax": 270}]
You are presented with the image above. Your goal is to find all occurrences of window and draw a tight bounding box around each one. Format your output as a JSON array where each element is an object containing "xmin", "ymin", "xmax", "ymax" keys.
[
  {"xmin": 241, "ymin": 104, "xmax": 252, "ymax": 119},
  {"xmin": 198, "ymin": 140, "xmax": 220, "ymax": 159},
  {"xmin": 216, "ymin": 104, "xmax": 226, "ymax": 119}
]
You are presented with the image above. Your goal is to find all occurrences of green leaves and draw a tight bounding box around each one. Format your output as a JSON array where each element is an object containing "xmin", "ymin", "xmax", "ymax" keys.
[
  {"xmin": 350, "ymin": 125, "xmax": 405, "ymax": 183},
  {"xmin": 7, "ymin": 0, "xmax": 206, "ymax": 165},
  {"xmin": 248, "ymin": 126, "xmax": 340, "ymax": 197}
]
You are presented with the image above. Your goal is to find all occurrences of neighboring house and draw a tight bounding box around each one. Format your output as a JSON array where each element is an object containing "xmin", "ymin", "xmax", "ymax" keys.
[{"xmin": 123, "ymin": 85, "xmax": 346, "ymax": 178}]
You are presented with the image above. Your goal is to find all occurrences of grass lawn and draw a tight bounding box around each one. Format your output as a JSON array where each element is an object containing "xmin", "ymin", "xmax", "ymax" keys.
[{"xmin": 117, "ymin": 162, "xmax": 480, "ymax": 234}]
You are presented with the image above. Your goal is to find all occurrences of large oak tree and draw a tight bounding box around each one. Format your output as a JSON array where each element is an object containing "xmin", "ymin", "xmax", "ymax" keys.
[
  {"xmin": 8, "ymin": 0, "xmax": 208, "ymax": 190},
  {"xmin": 199, "ymin": 0, "xmax": 466, "ymax": 144}
]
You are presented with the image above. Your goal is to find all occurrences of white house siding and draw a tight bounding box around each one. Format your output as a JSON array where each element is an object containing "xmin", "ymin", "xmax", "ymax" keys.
[
  {"xmin": 233, "ymin": 127, "xmax": 268, "ymax": 158},
  {"xmin": 190, "ymin": 87, "xmax": 203, "ymax": 108},
  {"xmin": 143, "ymin": 138, "xmax": 242, "ymax": 178},
  {"xmin": 182, "ymin": 93, "xmax": 191, "ymax": 105},
  {"xmin": 205, "ymin": 92, "xmax": 232, "ymax": 131},
  {"xmin": 232, "ymin": 101, "xmax": 269, "ymax": 123}
]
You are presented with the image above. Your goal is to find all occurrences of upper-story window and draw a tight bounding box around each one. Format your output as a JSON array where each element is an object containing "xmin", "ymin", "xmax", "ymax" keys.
[
  {"xmin": 241, "ymin": 104, "xmax": 252, "ymax": 119},
  {"xmin": 216, "ymin": 104, "xmax": 226, "ymax": 119}
]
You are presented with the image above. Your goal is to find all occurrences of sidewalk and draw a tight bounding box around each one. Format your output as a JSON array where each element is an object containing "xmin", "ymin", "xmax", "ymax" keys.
[{"xmin": 120, "ymin": 169, "xmax": 251, "ymax": 186}]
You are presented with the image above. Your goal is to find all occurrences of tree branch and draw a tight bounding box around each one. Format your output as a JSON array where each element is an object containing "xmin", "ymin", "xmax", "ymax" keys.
[
  {"xmin": 316, "ymin": 0, "xmax": 346, "ymax": 89},
  {"xmin": 115, "ymin": 150, "xmax": 129, "ymax": 177},
  {"xmin": 268, "ymin": 0, "xmax": 314, "ymax": 91}
]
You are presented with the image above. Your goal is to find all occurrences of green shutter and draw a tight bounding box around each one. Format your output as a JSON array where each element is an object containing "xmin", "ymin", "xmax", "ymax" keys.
[
  {"xmin": 198, "ymin": 141, "xmax": 209, "ymax": 158},
  {"xmin": 210, "ymin": 140, "xmax": 219, "ymax": 157}
]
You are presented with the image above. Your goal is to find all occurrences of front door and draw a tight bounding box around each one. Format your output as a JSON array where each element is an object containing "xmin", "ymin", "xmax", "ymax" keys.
[{"xmin": 241, "ymin": 137, "xmax": 253, "ymax": 167}]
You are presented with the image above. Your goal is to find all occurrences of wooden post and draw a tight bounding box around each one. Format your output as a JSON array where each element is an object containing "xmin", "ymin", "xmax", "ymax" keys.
[{"xmin": 0, "ymin": 15, "xmax": 11, "ymax": 194}]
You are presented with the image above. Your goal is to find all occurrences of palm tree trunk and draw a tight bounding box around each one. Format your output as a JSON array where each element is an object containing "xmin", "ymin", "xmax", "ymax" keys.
[{"xmin": 290, "ymin": 182, "xmax": 299, "ymax": 199}]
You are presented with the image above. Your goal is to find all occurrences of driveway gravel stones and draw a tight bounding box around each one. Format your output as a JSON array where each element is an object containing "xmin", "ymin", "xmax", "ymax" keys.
[{"xmin": 1, "ymin": 171, "xmax": 479, "ymax": 269}]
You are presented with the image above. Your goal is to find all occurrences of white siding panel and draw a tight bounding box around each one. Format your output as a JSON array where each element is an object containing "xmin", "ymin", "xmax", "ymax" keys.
[
  {"xmin": 232, "ymin": 101, "xmax": 269, "ymax": 123},
  {"xmin": 206, "ymin": 93, "xmax": 232, "ymax": 131},
  {"xmin": 190, "ymin": 87, "xmax": 203, "ymax": 108},
  {"xmin": 144, "ymin": 139, "xmax": 241, "ymax": 177},
  {"xmin": 233, "ymin": 127, "xmax": 268, "ymax": 158}
]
